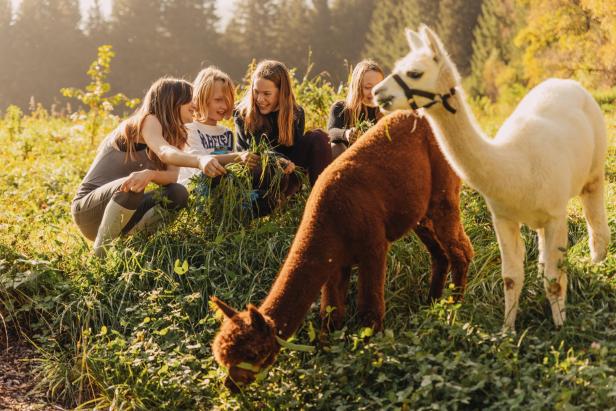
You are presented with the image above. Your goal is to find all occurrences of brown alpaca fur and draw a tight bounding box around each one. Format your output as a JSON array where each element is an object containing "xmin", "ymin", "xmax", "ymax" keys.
[{"xmin": 212, "ymin": 110, "xmax": 474, "ymax": 389}]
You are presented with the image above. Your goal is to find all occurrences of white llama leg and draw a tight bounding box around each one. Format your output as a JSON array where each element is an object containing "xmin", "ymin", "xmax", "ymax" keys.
[
  {"xmin": 543, "ymin": 218, "xmax": 568, "ymax": 327},
  {"xmin": 580, "ymin": 176, "xmax": 611, "ymax": 263},
  {"xmin": 537, "ymin": 228, "xmax": 546, "ymax": 275},
  {"xmin": 493, "ymin": 217, "xmax": 525, "ymax": 330}
]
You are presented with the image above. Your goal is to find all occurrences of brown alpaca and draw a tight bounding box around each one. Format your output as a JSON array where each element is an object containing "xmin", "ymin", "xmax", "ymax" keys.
[{"xmin": 212, "ymin": 110, "xmax": 474, "ymax": 389}]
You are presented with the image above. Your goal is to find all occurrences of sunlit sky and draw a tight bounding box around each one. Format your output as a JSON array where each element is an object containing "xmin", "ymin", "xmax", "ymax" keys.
[{"xmin": 10, "ymin": 0, "xmax": 236, "ymax": 28}]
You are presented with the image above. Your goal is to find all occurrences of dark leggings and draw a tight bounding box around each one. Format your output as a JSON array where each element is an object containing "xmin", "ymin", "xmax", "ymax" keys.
[
  {"xmin": 71, "ymin": 178, "xmax": 188, "ymax": 241},
  {"xmin": 289, "ymin": 129, "xmax": 332, "ymax": 186}
]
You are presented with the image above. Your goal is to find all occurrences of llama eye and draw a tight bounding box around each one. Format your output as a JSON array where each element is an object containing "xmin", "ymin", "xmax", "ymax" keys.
[{"xmin": 406, "ymin": 71, "xmax": 423, "ymax": 79}]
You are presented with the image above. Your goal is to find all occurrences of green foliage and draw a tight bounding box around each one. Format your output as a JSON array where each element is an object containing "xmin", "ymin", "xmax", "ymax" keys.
[
  {"xmin": 436, "ymin": 0, "xmax": 484, "ymax": 76},
  {"xmin": 4, "ymin": 105, "xmax": 23, "ymax": 141},
  {"xmin": 61, "ymin": 45, "xmax": 140, "ymax": 145},
  {"xmin": 514, "ymin": 0, "xmax": 616, "ymax": 89},
  {"xmin": 468, "ymin": 0, "xmax": 526, "ymax": 100},
  {"xmin": 1, "ymin": 63, "xmax": 616, "ymax": 410}
]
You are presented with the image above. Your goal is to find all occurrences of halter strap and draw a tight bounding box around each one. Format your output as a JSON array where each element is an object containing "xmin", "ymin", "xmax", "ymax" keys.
[{"xmin": 391, "ymin": 74, "xmax": 457, "ymax": 114}]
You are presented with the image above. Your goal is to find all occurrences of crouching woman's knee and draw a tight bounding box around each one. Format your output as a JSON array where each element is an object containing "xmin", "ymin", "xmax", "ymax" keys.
[{"xmin": 163, "ymin": 183, "xmax": 189, "ymax": 210}]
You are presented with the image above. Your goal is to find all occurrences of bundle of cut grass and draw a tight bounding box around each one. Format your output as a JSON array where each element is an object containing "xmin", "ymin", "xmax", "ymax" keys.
[{"xmin": 189, "ymin": 140, "xmax": 307, "ymax": 232}]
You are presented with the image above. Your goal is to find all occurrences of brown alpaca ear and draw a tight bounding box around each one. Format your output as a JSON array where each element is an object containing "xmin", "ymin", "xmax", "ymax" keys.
[
  {"xmin": 211, "ymin": 296, "xmax": 238, "ymax": 319},
  {"xmin": 248, "ymin": 305, "xmax": 269, "ymax": 332}
]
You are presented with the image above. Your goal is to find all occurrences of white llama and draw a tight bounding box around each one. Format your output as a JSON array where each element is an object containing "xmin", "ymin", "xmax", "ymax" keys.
[{"xmin": 372, "ymin": 25, "xmax": 610, "ymax": 330}]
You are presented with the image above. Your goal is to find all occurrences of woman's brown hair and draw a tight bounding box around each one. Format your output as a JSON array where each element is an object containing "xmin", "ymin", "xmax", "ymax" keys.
[
  {"xmin": 344, "ymin": 60, "xmax": 384, "ymax": 128},
  {"xmin": 116, "ymin": 77, "xmax": 193, "ymax": 169},
  {"xmin": 238, "ymin": 60, "xmax": 297, "ymax": 146},
  {"xmin": 193, "ymin": 67, "xmax": 235, "ymax": 123}
]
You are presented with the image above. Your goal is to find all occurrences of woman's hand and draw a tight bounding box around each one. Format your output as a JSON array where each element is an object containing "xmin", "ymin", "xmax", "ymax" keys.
[
  {"xmin": 239, "ymin": 152, "xmax": 260, "ymax": 169},
  {"xmin": 278, "ymin": 158, "xmax": 295, "ymax": 175},
  {"xmin": 345, "ymin": 127, "xmax": 358, "ymax": 145},
  {"xmin": 199, "ymin": 155, "xmax": 227, "ymax": 177},
  {"xmin": 120, "ymin": 170, "xmax": 152, "ymax": 193}
]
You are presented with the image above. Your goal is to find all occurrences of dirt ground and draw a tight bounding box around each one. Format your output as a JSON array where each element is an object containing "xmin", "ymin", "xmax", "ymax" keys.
[{"xmin": 0, "ymin": 332, "xmax": 64, "ymax": 411}]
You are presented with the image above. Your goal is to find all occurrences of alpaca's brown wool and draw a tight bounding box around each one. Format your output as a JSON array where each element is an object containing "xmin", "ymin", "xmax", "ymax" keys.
[{"xmin": 212, "ymin": 110, "xmax": 474, "ymax": 390}]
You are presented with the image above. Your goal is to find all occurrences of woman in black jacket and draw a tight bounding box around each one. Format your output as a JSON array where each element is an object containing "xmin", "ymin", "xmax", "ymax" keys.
[
  {"xmin": 327, "ymin": 60, "xmax": 384, "ymax": 159},
  {"xmin": 234, "ymin": 60, "xmax": 332, "ymax": 214}
]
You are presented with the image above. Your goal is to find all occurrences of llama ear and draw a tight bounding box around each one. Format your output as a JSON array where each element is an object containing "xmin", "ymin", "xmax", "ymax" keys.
[
  {"xmin": 248, "ymin": 305, "xmax": 269, "ymax": 332},
  {"xmin": 419, "ymin": 24, "xmax": 443, "ymax": 59},
  {"xmin": 210, "ymin": 296, "xmax": 238, "ymax": 319},
  {"xmin": 405, "ymin": 28, "xmax": 424, "ymax": 51}
]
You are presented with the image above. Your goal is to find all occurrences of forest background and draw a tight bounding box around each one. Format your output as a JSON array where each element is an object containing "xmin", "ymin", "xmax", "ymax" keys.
[
  {"xmin": 1, "ymin": 0, "xmax": 615, "ymax": 409},
  {"xmin": 1, "ymin": 0, "xmax": 615, "ymax": 111}
]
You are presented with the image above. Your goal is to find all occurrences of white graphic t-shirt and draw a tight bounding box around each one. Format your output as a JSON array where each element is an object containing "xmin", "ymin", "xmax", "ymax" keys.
[{"xmin": 178, "ymin": 122, "xmax": 235, "ymax": 185}]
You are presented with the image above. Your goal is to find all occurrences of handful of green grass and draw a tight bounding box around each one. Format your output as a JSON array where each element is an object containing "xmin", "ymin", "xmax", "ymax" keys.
[{"xmin": 190, "ymin": 139, "xmax": 306, "ymax": 231}]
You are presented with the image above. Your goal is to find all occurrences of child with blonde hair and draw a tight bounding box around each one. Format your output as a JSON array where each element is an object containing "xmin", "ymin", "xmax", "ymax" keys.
[{"xmin": 178, "ymin": 67, "xmax": 257, "ymax": 185}]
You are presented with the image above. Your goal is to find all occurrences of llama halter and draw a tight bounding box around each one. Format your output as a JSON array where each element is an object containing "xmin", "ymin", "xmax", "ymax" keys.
[{"xmin": 391, "ymin": 74, "xmax": 457, "ymax": 114}]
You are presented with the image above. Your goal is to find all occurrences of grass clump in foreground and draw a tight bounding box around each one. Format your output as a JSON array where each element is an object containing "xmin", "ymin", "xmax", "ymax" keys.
[{"xmin": 0, "ymin": 90, "xmax": 615, "ymax": 409}]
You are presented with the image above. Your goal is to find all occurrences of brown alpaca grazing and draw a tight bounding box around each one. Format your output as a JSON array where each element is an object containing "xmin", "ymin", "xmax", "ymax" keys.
[{"xmin": 212, "ymin": 110, "xmax": 474, "ymax": 389}]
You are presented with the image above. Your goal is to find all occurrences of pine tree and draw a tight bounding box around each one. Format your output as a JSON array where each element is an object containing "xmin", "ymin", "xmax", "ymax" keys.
[
  {"xmin": 0, "ymin": 0, "xmax": 10, "ymax": 30},
  {"xmin": 437, "ymin": 0, "xmax": 483, "ymax": 76},
  {"xmin": 84, "ymin": 0, "xmax": 109, "ymax": 45},
  {"xmin": 0, "ymin": 0, "xmax": 12, "ymax": 109},
  {"xmin": 362, "ymin": 0, "xmax": 440, "ymax": 71},
  {"xmin": 159, "ymin": 0, "xmax": 220, "ymax": 78},
  {"xmin": 225, "ymin": 0, "xmax": 279, "ymax": 78},
  {"xmin": 109, "ymin": 0, "xmax": 165, "ymax": 97},
  {"xmin": 9, "ymin": 0, "xmax": 86, "ymax": 108},
  {"xmin": 272, "ymin": 0, "xmax": 312, "ymax": 74},
  {"xmin": 330, "ymin": 0, "xmax": 376, "ymax": 80},
  {"xmin": 309, "ymin": 0, "xmax": 337, "ymax": 79},
  {"xmin": 469, "ymin": 0, "xmax": 522, "ymax": 99}
]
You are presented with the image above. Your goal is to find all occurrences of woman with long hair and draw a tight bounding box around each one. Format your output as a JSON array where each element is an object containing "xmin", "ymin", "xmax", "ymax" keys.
[
  {"xmin": 234, "ymin": 60, "xmax": 332, "ymax": 196},
  {"xmin": 178, "ymin": 66, "xmax": 257, "ymax": 186},
  {"xmin": 72, "ymin": 77, "xmax": 219, "ymax": 256},
  {"xmin": 328, "ymin": 60, "xmax": 384, "ymax": 158}
]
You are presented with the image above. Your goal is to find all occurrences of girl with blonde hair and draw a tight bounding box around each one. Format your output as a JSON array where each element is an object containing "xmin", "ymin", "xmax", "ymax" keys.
[
  {"xmin": 328, "ymin": 59, "xmax": 384, "ymax": 158},
  {"xmin": 178, "ymin": 66, "xmax": 257, "ymax": 185},
  {"xmin": 72, "ymin": 77, "xmax": 219, "ymax": 256}
]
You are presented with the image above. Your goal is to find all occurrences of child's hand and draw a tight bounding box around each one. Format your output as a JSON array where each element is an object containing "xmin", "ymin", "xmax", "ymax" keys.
[
  {"xmin": 278, "ymin": 158, "xmax": 295, "ymax": 174},
  {"xmin": 239, "ymin": 152, "xmax": 260, "ymax": 169},
  {"xmin": 199, "ymin": 155, "xmax": 226, "ymax": 177}
]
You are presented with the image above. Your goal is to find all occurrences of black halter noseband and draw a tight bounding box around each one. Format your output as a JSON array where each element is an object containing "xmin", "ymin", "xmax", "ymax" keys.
[{"xmin": 391, "ymin": 74, "xmax": 457, "ymax": 114}]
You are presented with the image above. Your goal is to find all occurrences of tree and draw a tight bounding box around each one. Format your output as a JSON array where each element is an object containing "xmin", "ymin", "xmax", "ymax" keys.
[
  {"xmin": 159, "ymin": 0, "xmax": 221, "ymax": 78},
  {"xmin": 437, "ymin": 0, "xmax": 483, "ymax": 76},
  {"xmin": 0, "ymin": 0, "xmax": 12, "ymax": 109},
  {"xmin": 515, "ymin": 0, "xmax": 616, "ymax": 88},
  {"xmin": 9, "ymin": 0, "xmax": 87, "ymax": 109},
  {"xmin": 330, "ymin": 0, "xmax": 376, "ymax": 80},
  {"xmin": 225, "ymin": 0, "xmax": 280, "ymax": 78},
  {"xmin": 272, "ymin": 0, "xmax": 312, "ymax": 74},
  {"xmin": 109, "ymin": 0, "xmax": 165, "ymax": 97},
  {"xmin": 469, "ymin": 0, "xmax": 524, "ymax": 100},
  {"xmin": 363, "ymin": 0, "xmax": 440, "ymax": 71}
]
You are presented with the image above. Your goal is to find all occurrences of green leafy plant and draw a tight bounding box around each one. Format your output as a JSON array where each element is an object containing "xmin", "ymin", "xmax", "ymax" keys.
[{"xmin": 4, "ymin": 105, "xmax": 23, "ymax": 141}]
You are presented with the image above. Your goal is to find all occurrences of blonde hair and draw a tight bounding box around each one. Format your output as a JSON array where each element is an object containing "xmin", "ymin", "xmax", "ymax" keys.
[
  {"xmin": 238, "ymin": 60, "xmax": 297, "ymax": 147},
  {"xmin": 116, "ymin": 77, "xmax": 193, "ymax": 169},
  {"xmin": 193, "ymin": 66, "xmax": 235, "ymax": 123},
  {"xmin": 344, "ymin": 60, "xmax": 384, "ymax": 128}
]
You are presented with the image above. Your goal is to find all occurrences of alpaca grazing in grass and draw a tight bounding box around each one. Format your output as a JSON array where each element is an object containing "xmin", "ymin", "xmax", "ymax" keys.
[
  {"xmin": 372, "ymin": 25, "xmax": 610, "ymax": 330},
  {"xmin": 211, "ymin": 110, "xmax": 473, "ymax": 389}
]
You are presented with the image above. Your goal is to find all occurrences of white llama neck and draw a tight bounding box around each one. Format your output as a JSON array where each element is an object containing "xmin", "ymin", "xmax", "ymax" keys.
[{"xmin": 424, "ymin": 83, "xmax": 513, "ymax": 200}]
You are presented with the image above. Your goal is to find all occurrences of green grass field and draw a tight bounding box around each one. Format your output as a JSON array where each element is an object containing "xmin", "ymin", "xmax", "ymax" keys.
[{"xmin": 0, "ymin": 87, "xmax": 615, "ymax": 409}]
